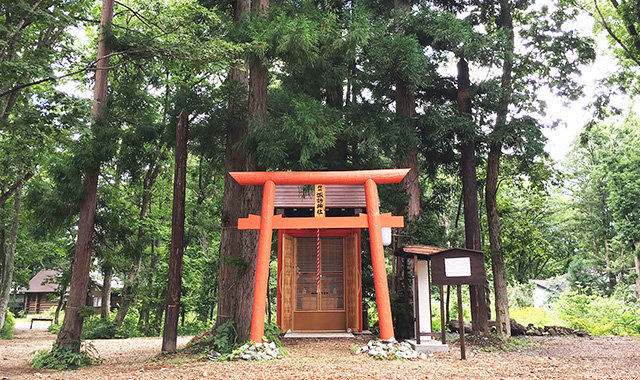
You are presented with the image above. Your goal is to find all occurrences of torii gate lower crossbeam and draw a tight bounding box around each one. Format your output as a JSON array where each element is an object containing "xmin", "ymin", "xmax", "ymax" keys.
[{"xmin": 230, "ymin": 169, "xmax": 410, "ymax": 343}]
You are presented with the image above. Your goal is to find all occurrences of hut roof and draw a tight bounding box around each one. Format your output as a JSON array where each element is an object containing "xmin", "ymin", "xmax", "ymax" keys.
[
  {"xmin": 26, "ymin": 270, "xmax": 60, "ymax": 293},
  {"xmin": 395, "ymin": 245, "xmax": 484, "ymax": 259}
]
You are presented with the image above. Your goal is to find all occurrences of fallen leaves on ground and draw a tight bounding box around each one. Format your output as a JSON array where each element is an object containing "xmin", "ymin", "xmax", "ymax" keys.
[{"xmin": 2, "ymin": 324, "xmax": 640, "ymax": 380}]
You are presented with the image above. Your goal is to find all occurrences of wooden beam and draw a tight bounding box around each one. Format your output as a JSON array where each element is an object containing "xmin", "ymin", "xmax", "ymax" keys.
[
  {"xmin": 230, "ymin": 169, "xmax": 410, "ymax": 186},
  {"xmin": 238, "ymin": 213, "xmax": 404, "ymax": 230}
]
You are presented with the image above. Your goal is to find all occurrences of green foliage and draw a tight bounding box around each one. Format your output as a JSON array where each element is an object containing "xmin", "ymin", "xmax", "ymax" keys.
[
  {"xmin": 508, "ymin": 282, "xmax": 534, "ymax": 308},
  {"xmin": 48, "ymin": 323, "xmax": 61, "ymax": 335},
  {"xmin": 81, "ymin": 317, "xmax": 119, "ymax": 340},
  {"xmin": 31, "ymin": 343, "xmax": 104, "ymax": 370},
  {"xmin": 262, "ymin": 322, "xmax": 283, "ymax": 348},
  {"xmin": 208, "ymin": 320, "xmax": 238, "ymax": 355},
  {"xmin": 246, "ymin": 89, "xmax": 342, "ymax": 170},
  {"xmin": 177, "ymin": 318, "xmax": 213, "ymax": 336},
  {"xmin": 1, "ymin": 311, "xmax": 15, "ymax": 339},
  {"xmin": 554, "ymin": 291, "xmax": 640, "ymax": 336}
]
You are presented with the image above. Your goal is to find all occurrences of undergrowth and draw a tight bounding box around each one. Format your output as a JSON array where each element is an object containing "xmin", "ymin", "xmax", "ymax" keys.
[
  {"xmin": 31, "ymin": 342, "xmax": 104, "ymax": 370},
  {"xmin": 1, "ymin": 311, "xmax": 15, "ymax": 339}
]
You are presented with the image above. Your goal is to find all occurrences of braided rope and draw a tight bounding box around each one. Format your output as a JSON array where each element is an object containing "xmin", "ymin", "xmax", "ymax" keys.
[{"xmin": 316, "ymin": 228, "xmax": 321, "ymax": 288}]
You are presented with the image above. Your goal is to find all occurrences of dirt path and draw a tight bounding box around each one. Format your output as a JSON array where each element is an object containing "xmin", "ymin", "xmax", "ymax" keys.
[{"xmin": 2, "ymin": 325, "xmax": 639, "ymax": 380}]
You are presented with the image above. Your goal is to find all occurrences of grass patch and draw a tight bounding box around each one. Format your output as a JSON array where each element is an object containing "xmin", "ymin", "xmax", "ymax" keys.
[
  {"xmin": 510, "ymin": 307, "xmax": 563, "ymax": 327},
  {"xmin": 470, "ymin": 334, "xmax": 539, "ymax": 353}
]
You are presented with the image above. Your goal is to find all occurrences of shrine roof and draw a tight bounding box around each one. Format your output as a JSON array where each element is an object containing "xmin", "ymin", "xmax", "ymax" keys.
[{"xmin": 274, "ymin": 185, "xmax": 366, "ymax": 208}]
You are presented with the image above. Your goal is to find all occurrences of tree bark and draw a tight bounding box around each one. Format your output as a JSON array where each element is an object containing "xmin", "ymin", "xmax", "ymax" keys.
[
  {"xmin": 634, "ymin": 242, "xmax": 640, "ymax": 303},
  {"xmin": 457, "ymin": 58, "xmax": 480, "ymax": 251},
  {"xmin": 213, "ymin": 0, "xmax": 266, "ymax": 342},
  {"xmin": 56, "ymin": 169, "xmax": 99, "ymax": 350},
  {"xmin": 486, "ymin": 145, "xmax": 510, "ymax": 338},
  {"xmin": 56, "ymin": 0, "xmax": 114, "ymax": 351},
  {"xmin": 457, "ymin": 57, "xmax": 489, "ymax": 335},
  {"xmin": 392, "ymin": 0, "xmax": 420, "ymax": 340},
  {"xmin": 0, "ymin": 182, "xmax": 22, "ymax": 330},
  {"xmin": 162, "ymin": 110, "xmax": 189, "ymax": 353},
  {"xmin": 100, "ymin": 264, "xmax": 112, "ymax": 320},
  {"xmin": 485, "ymin": 0, "xmax": 515, "ymax": 340}
]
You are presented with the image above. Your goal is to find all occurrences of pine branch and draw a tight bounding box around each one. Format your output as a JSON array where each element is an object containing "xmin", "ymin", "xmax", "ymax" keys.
[
  {"xmin": 114, "ymin": 0, "xmax": 164, "ymax": 33},
  {"xmin": 0, "ymin": 51, "xmax": 136, "ymax": 98}
]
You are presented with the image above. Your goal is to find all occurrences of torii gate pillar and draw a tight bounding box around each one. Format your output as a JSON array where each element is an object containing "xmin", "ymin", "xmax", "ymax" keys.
[{"xmin": 230, "ymin": 169, "xmax": 410, "ymax": 343}]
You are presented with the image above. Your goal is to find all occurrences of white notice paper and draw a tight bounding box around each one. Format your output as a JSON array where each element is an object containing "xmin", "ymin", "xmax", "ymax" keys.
[{"xmin": 444, "ymin": 257, "xmax": 471, "ymax": 277}]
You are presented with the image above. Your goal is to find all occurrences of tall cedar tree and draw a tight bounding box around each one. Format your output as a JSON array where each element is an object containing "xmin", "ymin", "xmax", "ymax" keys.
[
  {"xmin": 457, "ymin": 57, "xmax": 489, "ymax": 335},
  {"xmin": 214, "ymin": 0, "xmax": 268, "ymax": 341},
  {"xmin": 392, "ymin": 0, "xmax": 421, "ymax": 340},
  {"xmin": 486, "ymin": 0, "xmax": 513, "ymax": 339},
  {"xmin": 56, "ymin": 0, "xmax": 114, "ymax": 351}
]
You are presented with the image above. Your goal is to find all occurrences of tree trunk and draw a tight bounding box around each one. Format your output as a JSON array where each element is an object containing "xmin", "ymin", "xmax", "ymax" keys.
[
  {"xmin": 113, "ymin": 163, "xmax": 161, "ymax": 327},
  {"xmin": 634, "ymin": 242, "xmax": 640, "ymax": 303},
  {"xmin": 162, "ymin": 110, "xmax": 189, "ymax": 353},
  {"xmin": 486, "ymin": 145, "xmax": 510, "ymax": 338},
  {"xmin": 56, "ymin": 0, "xmax": 113, "ymax": 351},
  {"xmin": 100, "ymin": 264, "xmax": 112, "ymax": 320},
  {"xmin": 457, "ymin": 57, "xmax": 489, "ymax": 335},
  {"xmin": 213, "ymin": 0, "xmax": 265, "ymax": 342},
  {"xmin": 483, "ymin": 0, "xmax": 514, "ymax": 340},
  {"xmin": 56, "ymin": 169, "xmax": 99, "ymax": 350},
  {"xmin": 113, "ymin": 253, "xmax": 142, "ymax": 326},
  {"xmin": 0, "ymin": 182, "xmax": 22, "ymax": 330},
  {"xmin": 392, "ymin": 0, "xmax": 420, "ymax": 339},
  {"xmin": 457, "ymin": 58, "xmax": 479, "ymax": 251}
]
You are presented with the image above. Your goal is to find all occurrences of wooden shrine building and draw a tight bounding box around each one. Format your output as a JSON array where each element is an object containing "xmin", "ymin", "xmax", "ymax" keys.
[{"xmin": 231, "ymin": 169, "xmax": 409, "ymax": 343}]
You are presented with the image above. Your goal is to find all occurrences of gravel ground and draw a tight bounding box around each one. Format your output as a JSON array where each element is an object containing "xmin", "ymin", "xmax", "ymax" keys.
[{"xmin": 2, "ymin": 323, "xmax": 640, "ymax": 380}]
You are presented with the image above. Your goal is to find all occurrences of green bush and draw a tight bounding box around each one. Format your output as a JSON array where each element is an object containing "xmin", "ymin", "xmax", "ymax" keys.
[
  {"xmin": 82, "ymin": 317, "xmax": 118, "ymax": 339},
  {"xmin": 48, "ymin": 323, "xmax": 61, "ymax": 334},
  {"xmin": 177, "ymin": 314, "xmax": 212, "ymax": 336},
  {"xmin": 31, "ymin": 343, "xmax": 103, "ymax": 370},
  {"xmin": 553, "ymin": 291, "xmax": 640, "ymax": 336},
  {"xmin": 1, "ymin": 311, "xmax": 15, "ymax": 339}
]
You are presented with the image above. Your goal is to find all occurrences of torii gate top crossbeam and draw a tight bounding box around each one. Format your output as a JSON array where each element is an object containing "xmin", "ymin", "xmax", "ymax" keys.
[{"xmin": 230, "ymin": 168, "xmax": 410, "ymax": 186}]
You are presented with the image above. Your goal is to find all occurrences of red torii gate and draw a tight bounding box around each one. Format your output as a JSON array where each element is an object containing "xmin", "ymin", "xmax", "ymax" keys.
[{"xmin": 230, "ymin": 169, "xmax": 409, "ymax": 343}]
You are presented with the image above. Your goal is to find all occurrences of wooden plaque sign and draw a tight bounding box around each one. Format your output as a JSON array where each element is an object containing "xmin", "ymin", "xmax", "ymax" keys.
[
  {"xmin": 430, "ymin": 249, "xmax": 486, "ymax": 286},
  {"xmin": 314, "ymin": 184, "xmax": 325, "ymax": 217}
]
